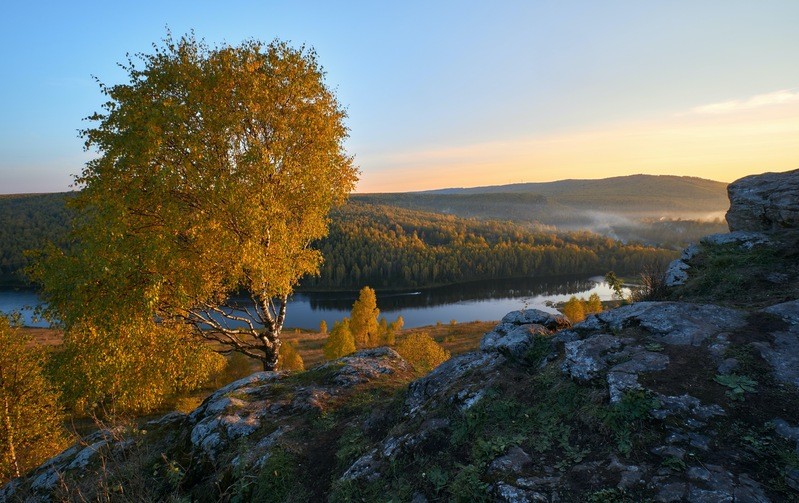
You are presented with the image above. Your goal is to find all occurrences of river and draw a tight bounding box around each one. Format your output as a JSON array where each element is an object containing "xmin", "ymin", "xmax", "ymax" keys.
[{"xmin": 0, "ymin": 275, "xmax": 626, "ymax": 330}]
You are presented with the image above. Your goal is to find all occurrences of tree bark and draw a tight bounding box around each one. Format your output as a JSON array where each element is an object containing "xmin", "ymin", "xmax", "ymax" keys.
[
  {"xmin": 2, "ymin": 392, "xmax": 20, "ymax": 479},
  {"xmin": 262, "ymin": 341, "xmax": 279, "ymax": 371}
]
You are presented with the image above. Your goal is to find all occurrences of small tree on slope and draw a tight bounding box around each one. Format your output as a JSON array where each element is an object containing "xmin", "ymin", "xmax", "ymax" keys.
[
  {"xmin": 350, "ymin": 286, "xmax": 380, "ymax": 348},
  {"xmin": 0, "ymin": 315, "xmax": 67, "ymax": 483}
]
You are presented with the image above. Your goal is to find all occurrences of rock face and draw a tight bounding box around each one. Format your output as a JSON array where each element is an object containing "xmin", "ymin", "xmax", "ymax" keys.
[
  {"xmin": 480, "ymin": 309, "xmax": 570, "ymax": 357},
  {"xmin": 726, "ymin": 168, "xmax": 799, "ymax": 232}
]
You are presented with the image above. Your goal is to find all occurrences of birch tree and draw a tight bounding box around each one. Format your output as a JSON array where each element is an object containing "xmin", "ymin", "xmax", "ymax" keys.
[
  {"xmin": 0, "ymin": 315, "xmax": 66, "ymax": 483},
  {"xmin": 32, "ymin": 33, "xmax": 357, "ymax": 372}
]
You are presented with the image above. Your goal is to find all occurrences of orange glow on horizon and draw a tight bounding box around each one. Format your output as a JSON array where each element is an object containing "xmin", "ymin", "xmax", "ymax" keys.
[{"xmin": 355, "ymin": 92, "xmax": 799, "ymax": 192}]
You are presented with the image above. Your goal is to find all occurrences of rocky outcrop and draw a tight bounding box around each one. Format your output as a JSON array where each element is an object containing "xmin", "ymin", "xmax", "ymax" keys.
[
  {"xmin": 726, "ymin": 168, "xmax": 799, "ymax": 232},
  {"xmin": 338, "ymin": 300, "xmax": 798, "ymax": 501},
  {"xmin": 7, "ymin": 293, "xmax": 799, "ymax": 502},
  {"xmin": 5, "ymin": 168, "xmax": 799, "ymax": 502},
  {"xmin": 668, "ymin": 169, "xmax": 799, "ymax": 288},
  {"xmin": 2, "ymin": 348, "xmax": 416, "ymax": 502},
  {"xmin": 480, "ymin": 309, "xmax": 570, "ymax": 357}
]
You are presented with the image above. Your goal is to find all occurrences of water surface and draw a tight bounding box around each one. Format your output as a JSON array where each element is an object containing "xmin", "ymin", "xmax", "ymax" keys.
[{"xmin": 0, "ymin": 275, "xmax": 625, "ymax": 330}]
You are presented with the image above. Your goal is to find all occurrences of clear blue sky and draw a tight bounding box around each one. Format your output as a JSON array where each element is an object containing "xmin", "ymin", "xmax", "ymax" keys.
[{"xmin": 2, "ymin": 1, "xmax": 798, "ymax": 193}]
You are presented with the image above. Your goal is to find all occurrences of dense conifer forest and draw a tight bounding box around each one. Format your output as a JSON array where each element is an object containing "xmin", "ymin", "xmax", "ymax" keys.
[
  {"xmin": 0, "ymin": 194, "xmax": 73, "ymax": 286},
  {"xmin": 0, "ymin": 192, "xmax": 685, "ymax": 289},
  {"xmin": 305, "ymin": 202, "xmax": 677, "ymax": 289}
]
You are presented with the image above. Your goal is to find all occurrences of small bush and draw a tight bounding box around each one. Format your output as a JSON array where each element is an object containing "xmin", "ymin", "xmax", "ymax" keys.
[
  {"xmin": 561, "ymin": 293, "xmax": 603, "ymax": 323},
  {"xmin": 278, "ymin": 341, "xmax": 305, "ymax": 371},
  {"xmin": 714, "ymin": 374, "xmax": 757, "ymax": 401},
  {"xmin": 396, "ymin": 332, "xmax": 451, "ymax": 375},
  {"xmin": 323, "ymin": 318, "xmax": 356, "ymax": 360},
  {"xmin": 631, "ymin": 262, "xmax": 669, "ymax": 302}
]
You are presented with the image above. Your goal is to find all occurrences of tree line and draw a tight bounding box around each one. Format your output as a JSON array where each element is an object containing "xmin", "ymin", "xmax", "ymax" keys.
[
  {"xmin": 305, "ymin": 202, "xmax": 678, "ymax": 289},
  {"xmin": 0, "ymin": 197, "xmax": 678, "ymax": 290},
  {"xmin": 0, "ymin": 193, "xmax": 73, "ymax": 286}
]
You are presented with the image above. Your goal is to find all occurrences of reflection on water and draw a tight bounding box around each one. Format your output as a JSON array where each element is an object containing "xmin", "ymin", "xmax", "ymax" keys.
[
  {"xmin": 1, "ymin": 275, "xmax": 626, "ymax": 330},
  {"xmin": 302, "ymin": 276, "xmax": 596, "ymax": 311}
]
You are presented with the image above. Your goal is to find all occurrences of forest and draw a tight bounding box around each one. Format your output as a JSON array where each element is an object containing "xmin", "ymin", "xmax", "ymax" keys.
[
  {"xmin": 0, "ymin": 193, "xmax": 73, "ymax": 286},
  {"xmin": 0, "ymin": 190, "xmax": 713, "ymax": 290},
  {"xmin": 0, "ymin": 192, "xmax": 682, "ymax": 289},
  {"xmin": 354, "ymin": 174, "xmax": 729, "ymax": 246},
  {"xmin": 304, "ymin": 202, "xmax": 678, "ymax": 289}
]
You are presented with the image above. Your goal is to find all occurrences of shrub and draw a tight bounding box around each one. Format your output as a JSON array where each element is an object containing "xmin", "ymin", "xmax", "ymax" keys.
[
  {"xmin": 323, "ymin": 319, "xmax": 356, "ymax": 360},
  {"xmin": 395, "ymin": 332, "xmax": 451, "ymax": 375},
  {"xmin": 562, "ymin": 296, "xmax": 586, "ymax": 323},
  {"xmin": 278, "ymin": 341, "xmax": 305, "ymax": 371},
  {"xmin": 631, "ymin": 262, "xmax": 669, "ymax": 302},
  {"xmin": 350, "ymin": 286, "xmax": 380, "ymax": 348}
]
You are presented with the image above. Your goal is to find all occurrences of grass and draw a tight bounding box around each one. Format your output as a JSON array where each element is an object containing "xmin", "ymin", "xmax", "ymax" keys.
[
  {"xmin": 669, "ymin": 232, "xmax": 799, "ymax": 308},
  {"xmin": 330, "ymin": 360, "xmax": 639, "ymax": 501}
]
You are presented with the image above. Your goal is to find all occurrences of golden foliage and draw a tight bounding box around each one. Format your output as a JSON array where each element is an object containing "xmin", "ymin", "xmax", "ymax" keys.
[
  {"xmin": 0, "ymin": 316, "xmax": 68, "ymax": 483},
  {"xmin": 562, "ymin": 296, "xmax": 587, "ymax": 323},
  {"xmin": 30, "ymin": 33, "xmax": 358, "ymax": 371},
  {"xmin": 586, "ymin": 293, "xmax": 603, "ymax": 314},
  {"xmin": 383, "ymin": 315, "xmax": 404, "ymax": 346},
  {"xmin": 562, "ymin": 293, "xmax": 604, "ymax": 324},
  {"xmin": 53, "ymin": 318, "xmax": 225, "ymax": 416},
  {"xmin": 278, "ymin": 341, "xmax": 305, "ymax": 372},
  {"xmin": 350, "ymin": 286, "xmax": 380, "ymax": 348},
  {"xmin": 395, "ymin": 332, "xmax": 451, "ymax": 375},
  {"xmin": 323, "ymin": 319, "xmax": 356, "ymax": 360}
]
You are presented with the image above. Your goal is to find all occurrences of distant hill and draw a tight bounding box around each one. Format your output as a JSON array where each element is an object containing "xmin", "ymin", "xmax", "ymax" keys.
[
  {"xmin": 422, "ymin": 174, "xmax": 726, "ymax": 200},
  {"xmin": 354, "ymin": 175, "xmax": 729, "ymax": 234}
]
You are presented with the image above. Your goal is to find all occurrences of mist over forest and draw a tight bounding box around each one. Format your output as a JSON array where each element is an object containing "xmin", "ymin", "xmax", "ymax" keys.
[{"xmin": 0, "ymin": 175, "xmax": 728, "ymax": 288}]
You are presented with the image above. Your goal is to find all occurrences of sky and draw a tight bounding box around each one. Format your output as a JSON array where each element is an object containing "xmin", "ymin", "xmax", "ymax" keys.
[{"xmin": 1, "ymin": 1, "xmax": 798, "ymax": 194}]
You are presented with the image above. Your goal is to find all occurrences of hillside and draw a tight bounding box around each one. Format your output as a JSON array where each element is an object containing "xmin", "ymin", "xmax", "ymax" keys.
[
  {"xmin": 0, "ymin": 175, "xmax": 729, "ymax": 287},
  {"xmin": 0, "ymin": 191, "xmax": 681, "ymax": 289},
  {"xmin": 4, "ymin": 170, "xmax": 797, "ymax": 502},
  {"xmin": 421, "ymin": 174, "xmax": 726, "ymax": 208},
  {"xmin": 356, "ymin": 174, "xmax": 729, "ymax": 237},
  {"xmin": 307, "ymin": 202, "xmax": 676, "ymax": 289},
  {"xmin": 0, "ymin": 193, "xmax": 74, "ymax": 286}
]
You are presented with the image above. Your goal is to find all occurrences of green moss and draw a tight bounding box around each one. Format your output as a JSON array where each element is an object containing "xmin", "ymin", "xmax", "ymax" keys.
[
  {"xmin": 448, "ymin": 464, "xmax": 490, "ymax": 503},
  {"xmin": 335, "ymin": 427, "xmax": 371, "ymax": 472},
  {"xmin": 673, "ymin": 242, "xmax": 785, "ymax": 304},
  {"xmin": 250, "ymin": 448, "xmax": 309, "ymax": 503},
  {"xmin": 601, "ymin": 390, "xmax": 661, "ymax": 455},
  {"xmin": 521, "ymin": 334, "xmax": 553, "ymax": 368}
]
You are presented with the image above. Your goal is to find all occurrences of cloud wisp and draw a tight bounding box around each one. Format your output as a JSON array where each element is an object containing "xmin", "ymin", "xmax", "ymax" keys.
[{"xmin": 691, "ymin": 89, "xmax": 799, "ymax": 115}]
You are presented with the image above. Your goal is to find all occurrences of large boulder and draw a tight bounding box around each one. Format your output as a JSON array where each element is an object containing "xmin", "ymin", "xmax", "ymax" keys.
[{"xmin": 726, "ymin": 168, "xmax": 799, "ymax": 232}]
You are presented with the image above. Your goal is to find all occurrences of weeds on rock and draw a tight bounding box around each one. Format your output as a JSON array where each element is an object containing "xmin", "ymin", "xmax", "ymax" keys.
[
  {"xmin": 601, "ymin": 390, "xmax": 661, "ymax": 455},
  {"xmin": 714, "ymin": 374, "xmax": 758, "ymax": 401}
]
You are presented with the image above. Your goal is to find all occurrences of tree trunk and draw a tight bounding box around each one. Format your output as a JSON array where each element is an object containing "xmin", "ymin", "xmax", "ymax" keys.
[
  {"xmin": 262, "ymin": 339, "xmax": 280, "ymax": 371},
  {"xmin": 2, "ymin": 392, "xmax": 20, "ymax": 479}
]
